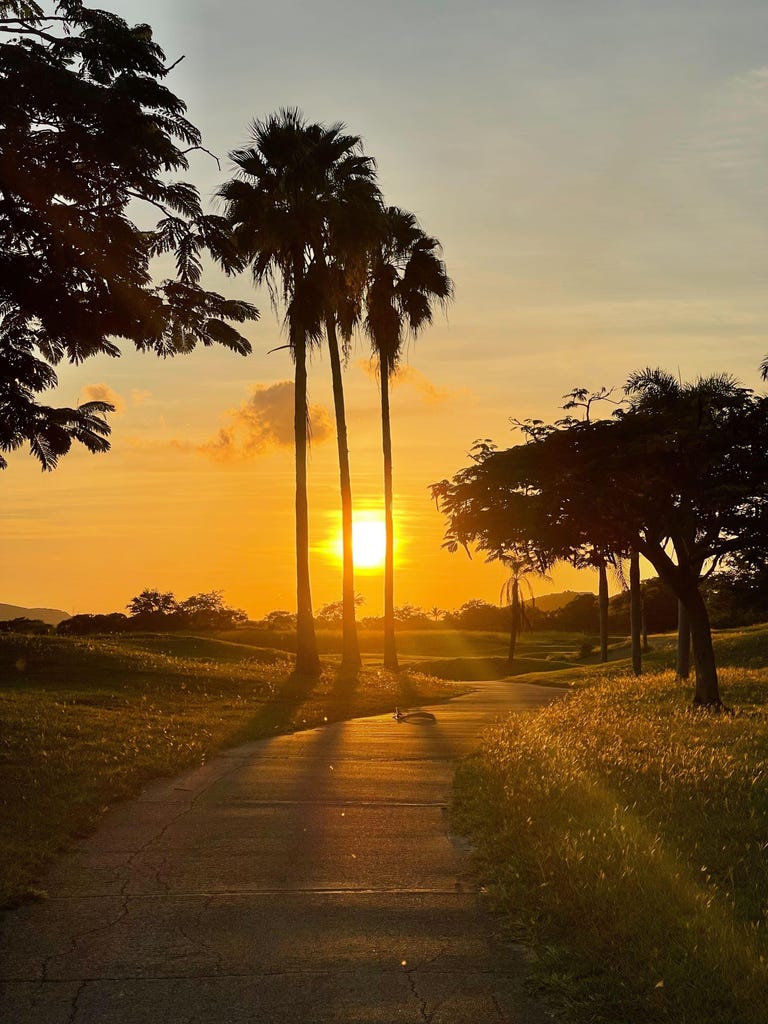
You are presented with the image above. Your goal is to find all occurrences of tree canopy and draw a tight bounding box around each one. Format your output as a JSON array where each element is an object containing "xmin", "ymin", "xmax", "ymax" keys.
[
  {"xmin": 0, "ymin": 0, "xmax": 258, "ymax": 469},
  {"xmin": 432, "ymin": 369, "xmax": 768, "ymax": 705}
]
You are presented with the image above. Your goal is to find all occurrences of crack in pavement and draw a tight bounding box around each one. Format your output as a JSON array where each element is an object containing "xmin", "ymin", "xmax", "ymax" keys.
[
  {"xmin": 406, "ymin": 970, "xmax": 430, "ymax": 1023},
  {"xmin": 65, "ymin": 979, "xmax": 87, "ymax": 1024},
  {"xmin": 41, "ymin": 895, "xmax": 131, "ymax": 982}
]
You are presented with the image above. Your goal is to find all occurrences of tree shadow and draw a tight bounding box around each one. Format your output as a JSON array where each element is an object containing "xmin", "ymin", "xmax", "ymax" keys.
[{"xmin": 233, "ymin": 668, "xmax": 324, "ymax": 743}]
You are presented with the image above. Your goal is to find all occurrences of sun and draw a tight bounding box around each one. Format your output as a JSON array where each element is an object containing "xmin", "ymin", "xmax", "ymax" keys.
[{"xmin": 352, "ymin": 518, "xmax": 386, "ymax": 569}]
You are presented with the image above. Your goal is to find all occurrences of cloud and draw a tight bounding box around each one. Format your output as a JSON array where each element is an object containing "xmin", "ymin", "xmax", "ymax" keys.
[
  {"xmin": 357, "ymin": 360, "xmax": 468, "ymax": 405},
  {"xmin": 79, "ymin": 383, "xmax": 125, "ymax": 413},
  {"xmin": 175, "ymin": 380, "xmax": 333, "ymax": 462},
  {"xmin": 682, "ymin": 67, "xmax": 768, "ymax": 186},
  {"xmin": 130, "ymin": 388, "xmax": 152, "ymax": 407}
]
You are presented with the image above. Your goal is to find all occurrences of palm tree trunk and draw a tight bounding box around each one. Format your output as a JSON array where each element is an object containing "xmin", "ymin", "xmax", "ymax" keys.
[
  {"xmin": 326, "ymin": 317, "xmax": 361, "ymax": 674},
  {"xmin": 676, "ymin": 599, "xmax": 691, "ymax": 679},
  {"xmin": 598, "ymin": 560, "xmax": 609, "ymax": 663},
  {"xmin": 381, "ymin": 369, "xmax": 398, "ymax": 670},
  {"xmin": 507, "ymin": 582, "xmax": 519, "ymax": 668},
  {"xmin": 293, "ymin": 323, "xmax": 321, "ymax": 676},
  {"xmin": 630, "ymin": 548, "xmax": 642, "ymax": 676}
]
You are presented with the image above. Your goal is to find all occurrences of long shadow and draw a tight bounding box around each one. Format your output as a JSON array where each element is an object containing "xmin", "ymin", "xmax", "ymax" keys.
[{"xmin": 231, "ymin": 668, "xmax": 325, "ymax": 744}]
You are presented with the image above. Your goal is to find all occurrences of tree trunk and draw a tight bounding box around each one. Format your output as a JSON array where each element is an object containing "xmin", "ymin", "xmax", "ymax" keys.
[
  {"xmin": 629, "ymin": 548, "xmax": 642, "ymax": 676},
  {"xmin": 598, "ymin": 560, "xmax": 609, "ymax": 663},
  {"xmin": 326, "ymin": 317, "xmax": 361, "ymax": 674},
  {"xmin": 293, "ymin": 323, "xmax": 321, "ymax": 676},
  {"xmin": 507, "ymin": 582, "xmax": 519, "ymax": 668},
  {"xmin": 683, "ymin": 586, "xmax": 721, "ymax": 706},
  {"xmin": 381, "ymin": 369, "xmax": 398, "ymax": 670},
  {"xmin": 641, "ymin": 602, "xmax": 650, "ymax": 652},
  {"xmin": 676, "ymin": 599, "xmax": 691, "ymax": 679},
  {"xmin": 638, "ymin": 538, "xmax": 722, "ymax": 706}
]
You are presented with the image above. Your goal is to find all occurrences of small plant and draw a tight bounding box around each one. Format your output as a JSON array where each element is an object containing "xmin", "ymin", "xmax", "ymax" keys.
[{"xmin": 577, "ymin": 636, "xmax": 595, "ymax": 659}]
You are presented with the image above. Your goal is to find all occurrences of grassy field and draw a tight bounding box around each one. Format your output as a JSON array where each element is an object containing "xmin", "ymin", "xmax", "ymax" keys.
[
  {"xmin": 0, "ymin": 632, "xmax": 461, "ymax": 907},
  {"xmin": 454, "ymin": 623, "xmax": 768, "ymax": 1024},
  {"xmin": 217, "ymin": 625, "xmax": 615, "ymax": 675}
]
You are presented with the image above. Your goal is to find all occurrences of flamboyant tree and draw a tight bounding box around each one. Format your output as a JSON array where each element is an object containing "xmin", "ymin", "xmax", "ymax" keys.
[
  {"xmin": 0, "ymin": 1, "xmax": 258, "ymax": 469},
  {"xmin": 432, "ymin": 369, "xmax": 768, "ymax": 707}
]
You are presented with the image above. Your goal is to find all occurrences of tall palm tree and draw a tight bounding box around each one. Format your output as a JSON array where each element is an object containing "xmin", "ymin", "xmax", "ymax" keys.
[
  {"xmin": 219, "ymin": 109, "xmax": 376, "ymax": 675},
  {"xmin": 364, "ymin": 207, "xmax": 453, "ymax": 669},
  {"xmin": 319, "ymin": 173, "xmax": 383, "ymax": 674}
]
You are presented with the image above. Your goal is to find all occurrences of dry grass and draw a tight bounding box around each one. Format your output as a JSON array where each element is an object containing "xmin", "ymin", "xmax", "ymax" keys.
[{"xmin": 454, "ymin": 646, "xmax": 768, "ymax": 1023}]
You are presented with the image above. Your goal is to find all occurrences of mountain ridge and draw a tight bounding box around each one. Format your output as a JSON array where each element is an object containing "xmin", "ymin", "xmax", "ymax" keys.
[{"xmin": 0, "ymin": 603, "xmax": 70, "ymax": 625}]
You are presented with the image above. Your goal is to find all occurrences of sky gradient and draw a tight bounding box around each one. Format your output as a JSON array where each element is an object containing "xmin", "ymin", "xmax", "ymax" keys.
[{"xmin": 3, "ymin": 0, "xmax": 768, "ymax": 618}]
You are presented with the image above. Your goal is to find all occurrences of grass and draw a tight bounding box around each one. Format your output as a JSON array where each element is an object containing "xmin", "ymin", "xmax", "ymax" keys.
[
  {"xmin": 0, "ymin": 631, "xmax": 462, "ymax": 907},
  {"xmin": 453, "ymin": 624, "xmax": 768, "ymax": 1024},
  {"xmin": 217, "ymin": 625, "xmax": 594, "ymax": 660}
]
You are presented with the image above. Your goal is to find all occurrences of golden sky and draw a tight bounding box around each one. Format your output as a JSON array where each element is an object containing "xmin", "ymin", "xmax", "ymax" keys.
[{"xmin": 3, "ymin": 0, "xmax": 768, "ymax": 618}]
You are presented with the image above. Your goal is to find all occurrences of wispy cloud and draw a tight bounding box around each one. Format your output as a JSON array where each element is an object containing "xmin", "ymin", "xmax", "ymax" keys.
[
  {"xmin": 174, "ymin": 380, "xmax": 333, "ymax": 462},
  {"xmin": 130, "ymin": 388, "xmax": 152, "ymax": 407},
  {"xmin": 79, "ymin": 383, "xmax": 125, "ymax": 413},
  {"xmin": 684, "ymin": 67, "xmax": 768, "ymax": 185},
  {"xmin": 357, "ymin": 360, "xmax": 469, "ymax": 405}
]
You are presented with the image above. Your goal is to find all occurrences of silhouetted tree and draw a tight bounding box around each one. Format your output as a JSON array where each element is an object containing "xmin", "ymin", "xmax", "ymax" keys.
[
  {"xmin": 0, "ymin": 2, "xmax": 258, "ymax": 469},
  {"xmin": 314, "ymin": 139, "xmax": 382, "ymax": 674},
  {"xmin": 179, "ymin": 590, "xmax": 247, "ymax": 629},
  {"xmin": 127, "ymin": 589, "xmax": 179, "ymax": 617},
  {"xmin": 364, "ymin": 207, "xmax": 452, "ymax": 669},
  {"xmin": 221, "ymin": 110, "xmax": 377, "ymax": 675},
  {"xmin": 433, "ymin": 369, "xmax": 768, "ymax": 707},
  {"xmin": 499, "ymin": 556, "xmax": 541, "ymax": 667},
  {"xmin": 1, "ymin": 313, "xmax": 112, "ymax": 468},
  {"xmin": 316, "ymin": 595, "xmax": 364, "ymax": 627}
]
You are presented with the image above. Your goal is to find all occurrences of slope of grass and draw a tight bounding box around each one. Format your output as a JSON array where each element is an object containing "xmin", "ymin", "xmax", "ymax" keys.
[
  {"xmin": 0, "ymin": 632, "xmax": 461, "ymax": 907},
  {"xmin": 216, "ymin": 626, "xmax": 593, "ymax": 662},
  {"xmin": 454, "ymin": 626, "xmax": 768, "ymax": 1023}
]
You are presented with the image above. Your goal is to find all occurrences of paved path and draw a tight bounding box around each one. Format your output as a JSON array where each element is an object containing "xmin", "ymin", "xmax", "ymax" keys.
[{"xmin": 0, "ymin": 680, "xmax": 564, "ymax": 1023}]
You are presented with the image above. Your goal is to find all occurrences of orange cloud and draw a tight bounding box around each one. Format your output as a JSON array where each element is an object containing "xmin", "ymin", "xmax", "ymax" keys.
[
  {"xmin": 79, "ymin": 382, "xmax": 125, "ymax": 413},
  {"xmin": 175, "ymin": 380, "xmax": 333, "ymax": 462},
  {"xmin": 357, "ymin": 360, "xmax": 468, "ymax": 405},
  {"xmin": 130, "ymin": 388, "xmax": 152, "ymax": 407}
]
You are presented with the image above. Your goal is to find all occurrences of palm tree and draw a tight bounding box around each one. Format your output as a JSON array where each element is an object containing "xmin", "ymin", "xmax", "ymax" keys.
[
  {"xmin": 219, "ymin": 109, "xmax": 375, "ymax": 675},
  {"xmin": 319, "ymin": 172, "xmax": 383, "ymax": 674},
  {"xmin": 364, "ymin": 208, "xmax": 453, "ymax": 670},
  {"xmin": 499, "ymin": 557, "xmax": 541, "ymax": 668}
]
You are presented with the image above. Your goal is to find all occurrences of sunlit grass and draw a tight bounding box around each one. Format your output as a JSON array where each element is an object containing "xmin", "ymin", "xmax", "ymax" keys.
[
  {"xmin": 454, "ymin": 658, "xmax": 768, "ymax": 1023},
  {"xmin": 0, "ymin": 632, "xmax": 461, "ymax": 907}
]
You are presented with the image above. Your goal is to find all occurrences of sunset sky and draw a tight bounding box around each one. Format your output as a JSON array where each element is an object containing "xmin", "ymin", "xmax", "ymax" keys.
[{"xmin": 3, "ymin": 0, "xmax": 768, "ymax": 619}]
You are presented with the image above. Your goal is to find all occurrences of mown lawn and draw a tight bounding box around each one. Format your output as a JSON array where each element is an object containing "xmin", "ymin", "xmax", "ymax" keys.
[
  {"xmin": 0, "ymin": 632, "xmax": 461, "ymax": 907},
  {"xmin": 454, "ymin": 627, "xmax": 768, "ymax": 1024}
]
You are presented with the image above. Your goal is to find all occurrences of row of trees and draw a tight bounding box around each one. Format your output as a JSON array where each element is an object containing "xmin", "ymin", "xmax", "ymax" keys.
[
  {"xmin": 1, "ymin": 4, "xmax": 452, "ymax": 677},
  {"xmin": 218, "ymin": 112, "xmax": 452, "ymax": 675},
  {"xmin": 432, "ymin": 369, "xmax": 768, "ymax": 707},
  {"xmin": 56, "ymin": 589, "xmax": 247, "ymax": 634}
]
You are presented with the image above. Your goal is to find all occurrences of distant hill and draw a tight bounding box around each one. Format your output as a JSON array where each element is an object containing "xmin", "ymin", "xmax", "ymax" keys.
[
  {"xmin": 532, "ymin": 591, "xmax": 592, "ymax": 613},
  {"xmin": 0, "ymin": 603, "xmax": 70, "ymax": 625}
]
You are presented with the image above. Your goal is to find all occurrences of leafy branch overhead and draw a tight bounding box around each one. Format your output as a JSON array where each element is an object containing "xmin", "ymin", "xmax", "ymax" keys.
[{"xmin": 0, "ymin": 1, "xmax": 258, "ymax": 469}]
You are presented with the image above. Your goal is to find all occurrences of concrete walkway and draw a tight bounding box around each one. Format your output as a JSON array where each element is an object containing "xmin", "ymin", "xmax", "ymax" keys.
[{"xmin": 0, "ymin": 680, "xmax": 563, "ymax": 1023}]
